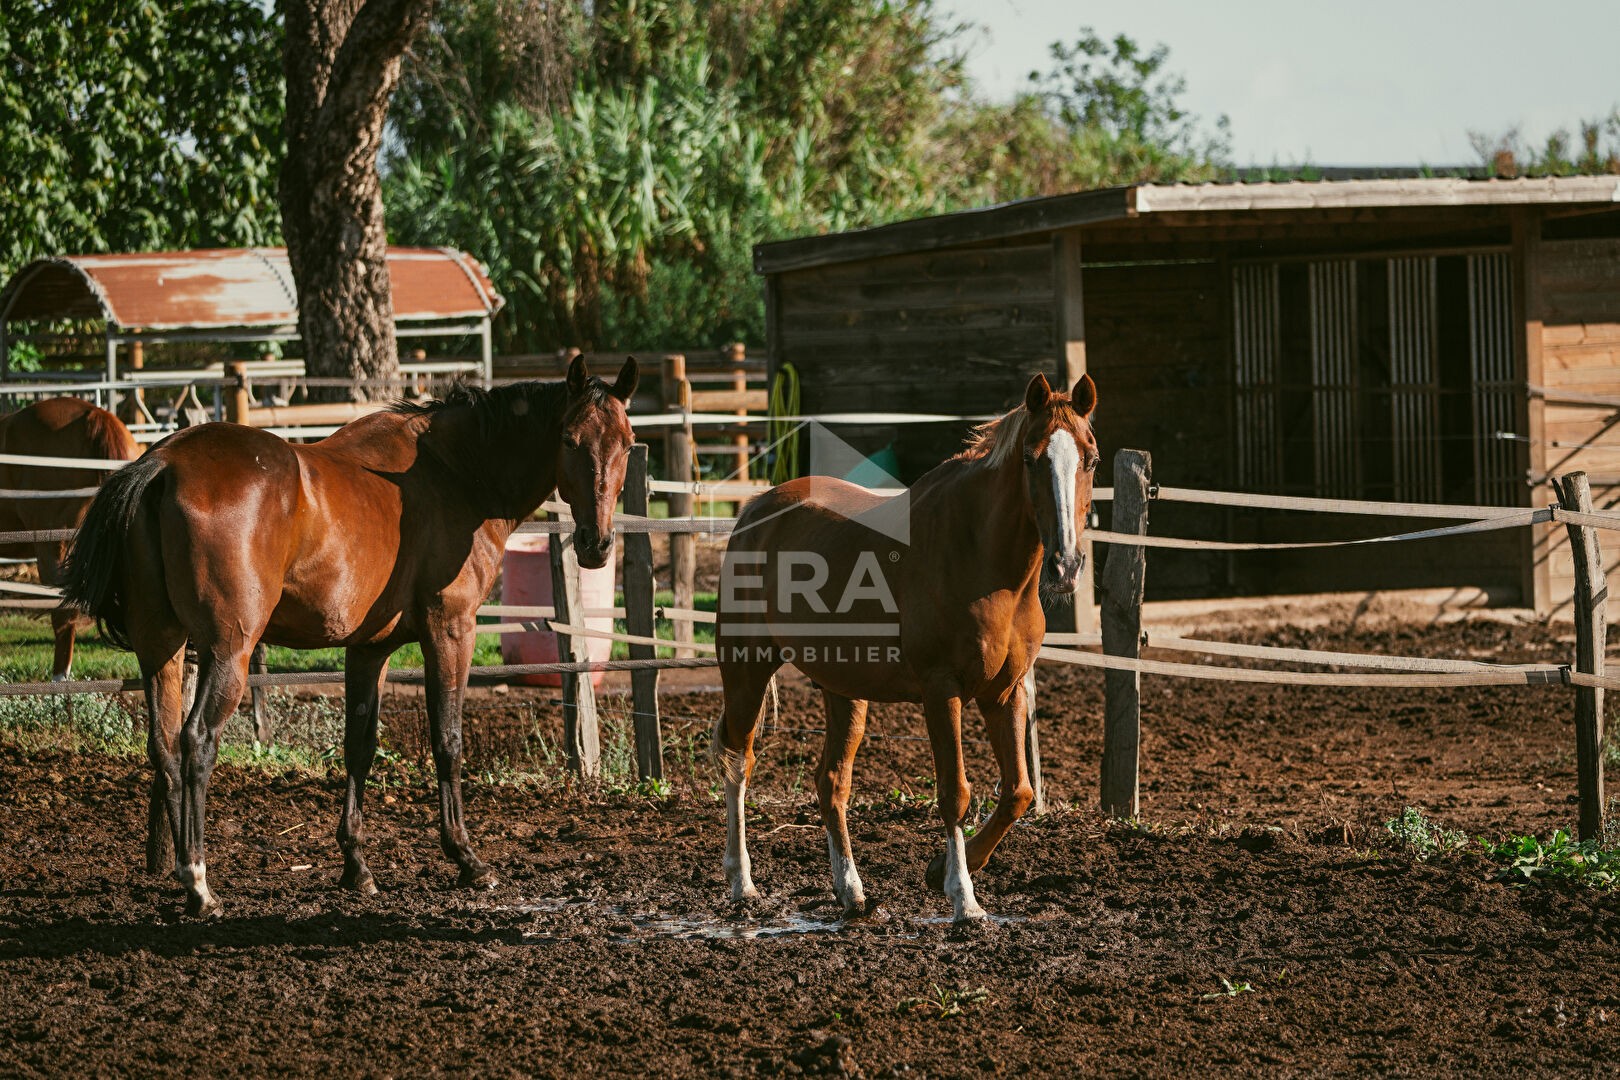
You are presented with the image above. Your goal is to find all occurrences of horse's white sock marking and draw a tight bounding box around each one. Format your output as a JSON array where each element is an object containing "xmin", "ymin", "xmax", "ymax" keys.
[
  {"xmin": 943, "ymin": 826, "xmax": 985, "ymax": 922},
  {"xmin": 1047, "ymin": 428, "xmax": 1080, "ymax": 557},
  {"xmin": 181, "ymin": 861, "xmax": 214, "ymax": 904},
  {"xmin": 724, "ymin": 778, "xmax": 758, "ymax": 901},
  {"xmin": 826, "ymin": 833, "xmax": 865, "ymax": 915}
]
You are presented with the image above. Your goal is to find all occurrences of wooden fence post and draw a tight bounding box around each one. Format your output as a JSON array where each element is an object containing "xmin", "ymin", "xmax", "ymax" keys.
[
  {"xmin": 623, "ymin": 444, "xmax": 664, "ymax": 780},
  {"xmin": 549, "ymin": 518, "xmax": 601, "ymax": 778},
  {"xmin": 1554, "ymin": 471, "xmax": 1607, "ymax": 839},
  {"xmin": 728, "ymin": 342, "xmax": 751, "ymax": 483},
  {"xmin": 665, "ymin": 354, "xmax": 697, "ymax": 658},
  {"xmin": 227, "ymin": 361, "xmax": 250, "ymax": 425},
  {"xmin": 1023, "ymin": 665, "xmax": 1045, "ymax": 815},
  {"xmin": 1099, "ymin": 448, "xmax": 1151, "ymax": 818}
]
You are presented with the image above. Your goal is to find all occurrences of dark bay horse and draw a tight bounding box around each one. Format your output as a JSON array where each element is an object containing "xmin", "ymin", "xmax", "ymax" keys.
[
  {"xmin": 62, "ymin": 356, "xmax": 637, "ymax": 916},
  {"xmin": 714, "ymin": 372, "xmax": 1097, "ymax": 922},
  {"xmin": 0, "ymin": 397, "xmax": 141, "ymax": 678}
]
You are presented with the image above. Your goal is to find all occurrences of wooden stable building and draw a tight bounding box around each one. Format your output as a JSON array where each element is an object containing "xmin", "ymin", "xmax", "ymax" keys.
[{"xmin": 754, "ymin": 176, "xmax": 1620, "ymax": 615}]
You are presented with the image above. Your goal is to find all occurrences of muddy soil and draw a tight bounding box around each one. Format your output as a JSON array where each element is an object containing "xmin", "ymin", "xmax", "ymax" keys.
[{"xmin": 2, "ymin": 619, "xmax": 1618, "ymax": 1076}]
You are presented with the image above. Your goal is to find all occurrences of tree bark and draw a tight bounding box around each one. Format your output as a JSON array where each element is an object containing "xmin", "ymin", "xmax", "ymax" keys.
[{"xmin": 279, "ymin": 0, "xmax": 432, "ymax": 398}]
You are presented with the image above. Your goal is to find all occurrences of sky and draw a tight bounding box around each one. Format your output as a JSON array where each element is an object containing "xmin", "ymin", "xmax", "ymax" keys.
[{"xmin": 937, "ymin": 0, "xmax": 1620, "ymax": 166}]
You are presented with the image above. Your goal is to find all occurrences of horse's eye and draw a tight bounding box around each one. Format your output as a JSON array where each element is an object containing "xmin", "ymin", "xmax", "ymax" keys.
[
  {"xmin": 562, "ymin": 436, "xmax": 581, "ymax": 451},
  {"xmin": 1022, "ymin": 450, "xmax": 1037, "ymax": 466}
]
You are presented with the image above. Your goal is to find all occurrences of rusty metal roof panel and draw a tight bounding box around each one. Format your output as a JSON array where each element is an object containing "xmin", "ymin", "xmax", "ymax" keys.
[{"xmin": 0, "ymin": 247, "xmax": 505, "ymax": 330}]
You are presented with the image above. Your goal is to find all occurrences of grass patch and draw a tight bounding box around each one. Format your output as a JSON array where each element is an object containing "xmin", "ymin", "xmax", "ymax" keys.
[{"xmin": 0, "ymin": 613, "xmax": 504, "ymax": 684}]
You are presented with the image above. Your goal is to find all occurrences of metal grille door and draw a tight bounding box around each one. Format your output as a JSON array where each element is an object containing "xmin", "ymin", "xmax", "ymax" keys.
[
  {"xmin": 1308, "ymin": 261, "xmax": 1360, "ymax": 497},
  {"xmin": 1233, "ymin": 264, "xmax": 1281, "ymax": 492},
  {"xmin": 1387, "ymin": 257, "xmax": 1441, "ymax": 502}
]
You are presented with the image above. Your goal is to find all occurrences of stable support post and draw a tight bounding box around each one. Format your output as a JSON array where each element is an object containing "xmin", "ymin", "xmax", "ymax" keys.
[
  {"xmin": 1099, "ymin": 448, "xmax": 1151, "ymax": 818},
  {"xmin": 1554, "ymin": 471, "xmax": 1607, "ymax": 839},
  {"xmin": 1023, "ymin": 665, "xmax": 1045, "ymax": 815},
  {"xmin": 623, "ymin": 445, "xmax": 664, "ymax": 780},
  {"xmin": 227, "ymin": 361, "xmax": 251, "ymax": 425},
  {"xmin": 729, "ymin": 343, "xmax": 750, "ymax": 487},
  {"xmin": 479, "ymin": 320, "xmax": 493, "ymax": 388},
  {"xmin": 665, "ymin": 354, "xmax": 696, "ymax": 658},
  {"xmin": 549, "ymin": 517, "xmax": 601, "ymax": 778}
]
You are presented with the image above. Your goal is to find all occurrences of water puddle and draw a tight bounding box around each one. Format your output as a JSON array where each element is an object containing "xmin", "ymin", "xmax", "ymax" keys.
[{"xmin": 511, "ymin": 897, "xmax": 1022, "ymax": 943}]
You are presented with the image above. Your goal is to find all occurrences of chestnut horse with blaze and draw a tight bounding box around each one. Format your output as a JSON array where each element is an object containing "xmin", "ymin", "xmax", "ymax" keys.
[
  {"xmin": 714, "ymin": 372, "xmax": 1097, "ymax": 922},
  {"xmin": 0, "ymin": 398, "xmax": 140, "ymax": 678},
  {"xmin": 62, "ymin": 357, "xmax": 637, "ymax": 917}
]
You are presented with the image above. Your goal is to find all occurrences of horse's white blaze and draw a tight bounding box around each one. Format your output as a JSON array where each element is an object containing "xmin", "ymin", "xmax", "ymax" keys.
[
  {"xmin": 1047, "ymin": 428, "xmax": 1080, "ymax": 559},
  {"xmin": 826, "ymin": 833, "xmax": 865, "ymax": 914},
  {"xmin": 724, "ymin": 778, "xmax": 758, "ymax": 901},
  {"xmin": 943, "ymin": 826, "xmax": 985, "ymax": 922}
]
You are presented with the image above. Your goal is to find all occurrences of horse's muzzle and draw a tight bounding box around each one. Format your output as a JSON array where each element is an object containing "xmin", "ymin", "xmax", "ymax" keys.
[
  {"xmin": 1044, "ymin": 549, "xmax": 1085, "ymax": 592},
  {"xmin": 573, "ymin": 528, "xmax": 616, "ymax": 570}
]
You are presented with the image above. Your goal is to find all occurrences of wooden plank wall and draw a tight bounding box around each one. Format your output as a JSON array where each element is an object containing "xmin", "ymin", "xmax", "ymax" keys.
[
  {"xmin": 1081, "ymin": 261, "xmax": 1229, "ymax": 597},
  {"xmin": 1531, "ymin": 236, "xmax": 1620, "ymax": 616},
  {"xmin": 772, "ymin": 241, "xmax": 1058, "ymax": 479}
]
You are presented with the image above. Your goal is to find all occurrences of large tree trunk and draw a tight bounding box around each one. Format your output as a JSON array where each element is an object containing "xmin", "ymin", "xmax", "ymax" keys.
[{"xmin": 279, "ymin": 0, "xmax": 432, "ymax": 399}]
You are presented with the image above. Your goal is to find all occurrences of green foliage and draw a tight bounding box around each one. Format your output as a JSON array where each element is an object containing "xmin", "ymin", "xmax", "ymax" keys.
[
  {"xmin": 0, "ymin": 0, "xmax": 284, "ymax": 278},
  {"xmin": 384, "ymin": 3, "xmax": 1225, "ymax": 352},
  {"xmin": 1384, "ymin": 807, "xmax": 1469, "ymax": 860},
  {"xmin": 1484, "ymin": 829, "xmax": 1620, "ymax": 889}
]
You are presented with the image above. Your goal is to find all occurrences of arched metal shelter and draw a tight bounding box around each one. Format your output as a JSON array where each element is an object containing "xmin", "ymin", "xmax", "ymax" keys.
[{"xmin": 0, "ymin": 246, "xmax": 505, "ymax": 384}]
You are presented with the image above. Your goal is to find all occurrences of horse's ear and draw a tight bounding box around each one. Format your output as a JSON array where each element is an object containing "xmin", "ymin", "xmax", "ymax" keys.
[
  {"xmin": 612, "ymin": 355, "xmax": 639, "ymax": 403},
  {"xmin": 1071, "ymin": 373, "xmax": 1097, "ymax": 419},
  {"xmin": 567, "ymin": 353, "xmax": 589, "ymax": 397},
  {"xmin": 1024, "ymin": 372, "xmax": 1053, "ymax": 414}
]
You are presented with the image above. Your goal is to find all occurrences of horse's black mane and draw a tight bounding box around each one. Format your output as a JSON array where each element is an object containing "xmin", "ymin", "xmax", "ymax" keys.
[{"xmin": 391, "ymin": 377, "xmax": 616, "ymax": 441}]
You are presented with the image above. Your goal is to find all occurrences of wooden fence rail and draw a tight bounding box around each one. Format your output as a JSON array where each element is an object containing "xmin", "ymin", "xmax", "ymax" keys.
[{"xmin": 2, "ymin": 443, "xmax": 1616, "ymax": 835}]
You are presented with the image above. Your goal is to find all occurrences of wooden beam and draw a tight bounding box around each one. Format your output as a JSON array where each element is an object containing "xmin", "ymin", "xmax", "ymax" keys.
[
  {"xmin": 1514, "ymin": 211, "xmax": 1552, "ymax": 613},
  {"xmin": 1553, "ymin": 471, "xmax": 1606, "ymax": 839},
  {"xmin": 1099, "ymin": 448, "xmax": 1151, "ymax": 818},
  {"xmin": 549, "ymin": 524, "xmax": 600, "ymax": 778},
  {"xmin": 1053, "ymin": 229, "xmax": 1094, "ymax": 634},
  {"xmin": 622, "ymin": 444, "xmax": 663, "ymax": 781}
]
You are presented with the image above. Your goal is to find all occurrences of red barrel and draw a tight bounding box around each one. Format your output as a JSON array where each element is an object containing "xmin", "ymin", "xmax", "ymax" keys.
[{"xmin": 499, "ymin": 533, "xmax": 616, "ymax": 687}]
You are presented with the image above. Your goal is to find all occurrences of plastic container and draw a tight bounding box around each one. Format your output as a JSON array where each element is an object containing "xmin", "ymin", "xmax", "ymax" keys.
[{"xmin": 499, "ymin": 533, "xmax": 616, "ymax": 687}]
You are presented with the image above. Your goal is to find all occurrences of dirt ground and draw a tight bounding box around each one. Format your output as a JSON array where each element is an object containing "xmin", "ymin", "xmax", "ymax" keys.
[{"xmin": 3, "ymin": 616, "xmax": 1619, "ymax": 1076}]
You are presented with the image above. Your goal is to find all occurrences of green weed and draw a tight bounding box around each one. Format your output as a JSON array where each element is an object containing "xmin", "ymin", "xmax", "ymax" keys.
[
  {"xmin": 897, "ymin": 985, "xmax": 990, "ymax": 1019},
  {"xmin": 1484, "ymin": 830, "xmax": 1620, "ymax": 889},
  {"xmin": 1384, "ymin": 807, "xmax": 1469, "ymax": 860},
  {"xmin": 1200, "ymin": 978, "xmax": 1254, "ymax": 1001}
]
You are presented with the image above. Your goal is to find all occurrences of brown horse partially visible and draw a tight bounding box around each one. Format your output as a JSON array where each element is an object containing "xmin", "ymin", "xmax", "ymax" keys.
[
  {"xmin": 62, "ymin": 356, "xmax": 638, "ymax": 917},
  {"xmin": 0, "ymin": 398, "xmax": 141, "ymax": 678},
  {"xmin": 713, "ymin": 372, "xmax": 1098, "ymax": 922}
]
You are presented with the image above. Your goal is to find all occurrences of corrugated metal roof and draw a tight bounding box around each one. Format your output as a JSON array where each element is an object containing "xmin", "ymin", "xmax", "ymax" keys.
[{"xmin": 0, "ymin": 247, "xmax": 504, "ymax": 330}]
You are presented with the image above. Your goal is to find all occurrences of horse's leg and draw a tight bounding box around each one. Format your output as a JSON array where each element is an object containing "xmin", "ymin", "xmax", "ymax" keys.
[
  {"xmin": 715, "ymin": 661, "xmax": 777, "ymax": 902},
  {"xmin": 35, "ymin": 544, "xmax": 83, "ymax": 681},
  {"xmin": 420, "ymin": 622, "xmax": 493, "ymax": 888},
  {"xmin": 140, "ymin": 645, "xmax": 187, "ymax": 875},
  {"xmin": 249, "ymin": 642, "xmax": 271, "ymax": 744},
  {"xmin": 337, "ymin": 644, "xmax": 391, "ymax": 894},
  {"xmin": 959, "ymin": 681, "xmax": 1035, "ymax": 875},
  {"xmin": 172, "ymin": 642, "xmax": 253, "ymax": 917},
  {"xmin": 817, "ymin": 690, "xmax": 868, "ymax": 918},
  {"xmin": 922, "ymin": 689, "xmax": 986, "ymax": 923}
]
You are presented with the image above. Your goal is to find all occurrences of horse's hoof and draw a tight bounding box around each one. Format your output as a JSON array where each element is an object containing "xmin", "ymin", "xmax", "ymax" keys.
[
  {"xmin": 953, "ymin": 904, "xmax": 988, "ymax": 925},
  {"xmin": 925, "ymin": 853, "xmax": 947, "ymax": 893},
  {"xmin": 340, "ymin": 868, "xmax": 378, "ymax": 895},
  {"xmin": 458, "ymin": 865, "xmax": 497, "ymax": 890},
  {"xmin": 185, "ymin": 894, "xmax": 223, "ymax": 920}
]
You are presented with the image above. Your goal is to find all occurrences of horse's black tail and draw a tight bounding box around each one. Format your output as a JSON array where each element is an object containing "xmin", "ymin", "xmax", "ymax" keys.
[{"xmin": 59, "ymin": 453, "xmax": 168, "ymax": 652}]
